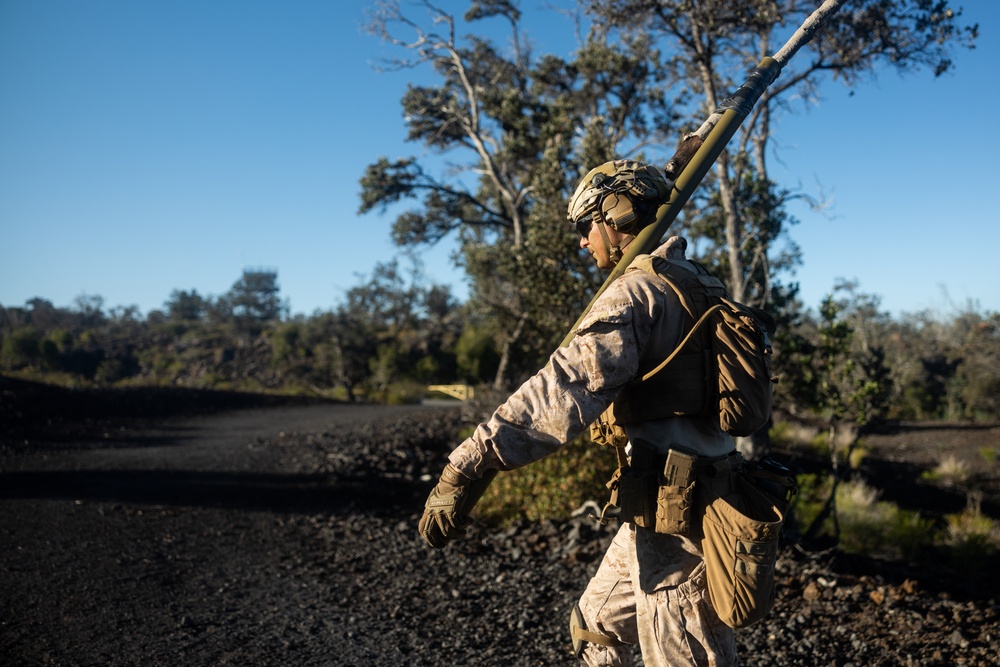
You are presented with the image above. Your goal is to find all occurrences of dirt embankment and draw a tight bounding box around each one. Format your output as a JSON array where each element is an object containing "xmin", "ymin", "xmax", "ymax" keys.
[{"xmin": 1, "ymin": 378, "xmax": 998, "ymax": 666}]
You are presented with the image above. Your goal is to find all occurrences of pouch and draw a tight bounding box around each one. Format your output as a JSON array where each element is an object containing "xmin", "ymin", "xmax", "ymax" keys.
[
  {"xmin": 617, "ymin": 469, "xmax": 657, "ymax": 529},
  {"xmin": 654, "ymin": 482, "xmax": 695, "ymax": 535},
  {"xmin": 700, "ymin": 472, "xmax": 783, "ymax": 628}
]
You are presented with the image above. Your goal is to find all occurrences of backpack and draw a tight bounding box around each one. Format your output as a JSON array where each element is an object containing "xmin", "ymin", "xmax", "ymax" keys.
[{"xmin": 611, "ymin": 254, "xmax": 777, "ymax": 437}]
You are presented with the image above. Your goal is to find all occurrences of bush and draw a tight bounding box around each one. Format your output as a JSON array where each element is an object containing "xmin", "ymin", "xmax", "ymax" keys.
[
  {"xmin": 942, "ymin": 495, "xmax": 1000, "ymax": 572},
  {"xmin": 836, "ymin": 478, "xmax": 934, "ymax": 560},
  {"xmin": 921, "ymin": 454, "xmax": 971, "ymax": 486},
  {"xmin": 475, "ymin": 436, "xmax": 618, "ymax": 525},
  {"xmin": 383, "ymin": 380, "xmax": 426, "ymax": 405},
  {"xmin": 789, "ymin": 475, "xmax": 934, "ymax": 560},
  {"xmin": 787, "ymin": 472, "xmax": 832, "ymax": 538}
]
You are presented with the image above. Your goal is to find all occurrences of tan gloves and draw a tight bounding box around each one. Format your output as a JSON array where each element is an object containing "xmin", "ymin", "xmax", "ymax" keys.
[{"xmin": 418, "ymin": 464, "xmax": 476, "ymax": 548}]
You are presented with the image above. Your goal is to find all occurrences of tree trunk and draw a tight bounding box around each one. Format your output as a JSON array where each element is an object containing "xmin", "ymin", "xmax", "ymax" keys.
[{"xmin": 492, "ymin": 312, "xmax": 527, "ymax": 390}]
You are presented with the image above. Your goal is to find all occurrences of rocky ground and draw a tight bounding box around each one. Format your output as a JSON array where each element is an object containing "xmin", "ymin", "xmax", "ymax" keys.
[{"xmin": 1, "ymin": 376, "xmax": 999, "ymax": 666}]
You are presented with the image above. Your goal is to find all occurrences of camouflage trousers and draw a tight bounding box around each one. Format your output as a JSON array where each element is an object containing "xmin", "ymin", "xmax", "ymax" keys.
[{"xmin": 577, "ymin": 523, "xmax": 738, "ymax": 667}]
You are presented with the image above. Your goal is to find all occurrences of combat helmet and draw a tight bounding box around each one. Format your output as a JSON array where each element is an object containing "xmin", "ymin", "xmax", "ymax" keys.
[{"xmin": 567, "ymin": 159, "xmax": 672, "ymax": 236}]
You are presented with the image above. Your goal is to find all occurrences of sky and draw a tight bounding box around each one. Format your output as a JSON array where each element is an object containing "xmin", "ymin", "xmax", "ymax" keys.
[{"xmin": 1, "ymin": 0, "xmax": 998, "ymax": 320}]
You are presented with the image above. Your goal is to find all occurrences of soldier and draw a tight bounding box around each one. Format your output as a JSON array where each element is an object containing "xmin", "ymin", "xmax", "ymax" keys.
[{"xmin": 419, "ymin": 159, "xmax": 739, "ymax": 666}]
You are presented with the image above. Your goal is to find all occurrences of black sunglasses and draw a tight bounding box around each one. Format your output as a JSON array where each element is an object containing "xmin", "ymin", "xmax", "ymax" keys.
[{"xmin": 575, "ymin": 214, "xmax": 594, "ymax": 238}]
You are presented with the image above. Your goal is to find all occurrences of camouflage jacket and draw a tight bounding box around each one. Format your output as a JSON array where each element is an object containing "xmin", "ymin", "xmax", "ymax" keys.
[{"xmin": 449, "ymin": 238, "xmax": 733, "ymax": 480}]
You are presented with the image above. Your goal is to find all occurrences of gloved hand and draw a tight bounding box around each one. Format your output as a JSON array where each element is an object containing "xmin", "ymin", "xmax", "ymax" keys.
[{"xmin": 418, "ymin": 464, "xmax": 475, "ymax": 549}]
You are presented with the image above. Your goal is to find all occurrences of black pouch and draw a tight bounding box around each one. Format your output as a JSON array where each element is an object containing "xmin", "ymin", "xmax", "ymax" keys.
[{"xmin": 617, "ymin": 467, "xmax": 658, "ymax": 529}]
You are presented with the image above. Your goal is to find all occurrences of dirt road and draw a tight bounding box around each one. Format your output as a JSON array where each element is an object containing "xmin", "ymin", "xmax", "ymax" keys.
[
  {"xmin": 2, "ymin": 392, "xmax": 999, "ymax": 666},
  {"xmin": 1, "ymin": 403, "xmax": 470, "ymax": 666}
]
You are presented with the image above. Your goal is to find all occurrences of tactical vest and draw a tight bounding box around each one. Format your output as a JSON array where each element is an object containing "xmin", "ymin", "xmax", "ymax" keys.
[{"xmin": 610, "ymin": 254, "xmax": 775, "ymax": 437}]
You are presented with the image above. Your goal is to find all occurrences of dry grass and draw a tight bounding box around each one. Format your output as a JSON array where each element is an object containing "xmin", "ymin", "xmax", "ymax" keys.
[{"xmin": 922, "ymin": 454, "xmax": 972, "ymax": 486}]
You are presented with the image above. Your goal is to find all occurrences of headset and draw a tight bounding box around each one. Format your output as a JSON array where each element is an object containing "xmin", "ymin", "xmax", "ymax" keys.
[
  {"xmin": 592, "ymin": 170, "xmax": 652, "ymax": 235},
  {"xmin": 600, "ymin": 190, "xmax": 639, "ymax": 233}
]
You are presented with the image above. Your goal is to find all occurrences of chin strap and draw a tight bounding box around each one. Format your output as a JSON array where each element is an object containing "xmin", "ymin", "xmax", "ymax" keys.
[{"xmin": 595, "ymin": 222, "xmax": 635, "ymax": 266}]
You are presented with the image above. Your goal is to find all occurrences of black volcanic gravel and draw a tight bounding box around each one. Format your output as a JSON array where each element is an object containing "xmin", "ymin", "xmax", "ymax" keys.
[{"xmin": 1, "ymin": 382, "xmax": 998, "ymax": 666}]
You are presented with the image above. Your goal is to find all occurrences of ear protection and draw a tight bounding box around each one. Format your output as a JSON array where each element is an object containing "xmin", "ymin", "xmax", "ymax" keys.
[{"xmin": 600, "ymin": 191, "xmax": 638, "ymax": 232}]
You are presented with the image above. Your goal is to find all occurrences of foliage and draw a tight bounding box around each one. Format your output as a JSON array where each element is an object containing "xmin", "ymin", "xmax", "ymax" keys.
[
  {"xmin": 920, "ymin": 454, "xmax": 971, "ymax": 486},
  {"xmin": 360, "ymin": 1, "xmax": 673, "ymax": 385},
  {"xmin": 164, "ymin": 289, "xmax": 209, "ymax": 322},
  {"xmin": 0, "ymin": 260, "xmax": 477, "ymax": 402},
  {"xmin": 834, "ymin": 478, "xmax": 934, "ymax": 560},
  {"xmin": 589, "ymin": 0, "xmax": 977, "ymax": 309},
  {"xmin": 454, "ymin": 323, "xmax": 501, "ymax": 384},
  {"xmin": 942, "ymin": 495, "xmax": 1000, "ymax": 572},
  {"xmin": 222, "ymin": 269, "xmax": 286, "ymax": 337},
  {"xmin": 358, "ymin": 0, "xmax": 977, "ymax": 395},
  {"xmin": 475, "ymin": 435, "xmax": 618, "ymax": 525},
  {"xmin": 789, "ymin": 474, "xmax": 934, "ymax": 560}
]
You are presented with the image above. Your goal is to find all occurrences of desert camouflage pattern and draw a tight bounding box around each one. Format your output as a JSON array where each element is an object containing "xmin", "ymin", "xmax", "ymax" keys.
[
  {"xmin": 448, "ymin": 237, "xmax": 733, "ymax": 478},
  {"xmin": 447, "ymin": 236, "xmax": 737, "ymax": 666},
  {"xmin": 577, "ymin": 524, "xmax": 738, "ymax": 667}
]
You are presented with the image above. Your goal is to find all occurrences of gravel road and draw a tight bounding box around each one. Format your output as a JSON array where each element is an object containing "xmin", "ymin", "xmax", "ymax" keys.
[{"xmin": 1, "ymin": 387, "xmax": 998, "ymax": 666}]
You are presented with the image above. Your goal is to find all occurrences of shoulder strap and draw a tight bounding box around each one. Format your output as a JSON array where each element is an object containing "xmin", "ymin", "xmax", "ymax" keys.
[{"xmin": 629, "ymin": 254, "xmax": 700, "ymax": 320}]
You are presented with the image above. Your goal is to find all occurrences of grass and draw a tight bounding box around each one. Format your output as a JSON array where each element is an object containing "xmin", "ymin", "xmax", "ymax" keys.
[
  {"xmin": 789, "ymin": 474, "xmax": 935, "ymax": 560},
  {"xmin": 920, "ymin": 454, "xmax": 972, "ymax": 486},
  {"xmin": 835, "ymin": 478, "xmax": 935, "ymax": 560},
  {"xmin": 942, "ymin": 495, "xmax": 1000, "ymax": 571}
]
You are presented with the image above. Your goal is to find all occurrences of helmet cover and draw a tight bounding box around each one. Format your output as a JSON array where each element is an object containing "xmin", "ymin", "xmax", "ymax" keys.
[{"xmin": 567, "ymin": 159, "xmax": 672, "ymax": 234}]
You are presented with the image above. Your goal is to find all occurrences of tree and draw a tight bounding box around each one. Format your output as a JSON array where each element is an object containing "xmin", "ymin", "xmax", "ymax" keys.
[
  {"xmin": 324, "ymin": 258, "xmax": 460, "ymax": 400},
  {"xmin": 360, "ymin": 0, "xmax": 674, "ymax": 387},
  {"xmin": 887, "ymin": 302, "xmax": 1000, "ymax": 422},
  {"xmin": 951, "ymin": 311, "xmax": 1000, "ymax": 421},
  {"xmin": 223, "ymin": 269, "xmax": 286, "ymax": 336},
  {"xmin": 591, "ymin": 0, "xmax": 978, "ymax": 307},
  {"xmin": 1, "ymin": 327, "xmax": 43, "ymax": 370},
  {"xmin": 792, "ymin": 281, "xmax": 893, "ymax": 546},
  {"xmin": 360, "ymin": 1, "xmax": 976, "ymax": 389},
  {"xmin": 164, "ymin": 289, "xmax": 208, "ymax": 322},
  {"xmin": 73, "ymin": 294, "xmax": 106, "ymax": 328}
]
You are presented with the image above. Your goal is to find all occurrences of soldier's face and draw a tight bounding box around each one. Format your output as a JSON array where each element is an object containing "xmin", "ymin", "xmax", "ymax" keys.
[{"xmin": 579, "ymin": 221, "xmax": 617, "ymax": 270}]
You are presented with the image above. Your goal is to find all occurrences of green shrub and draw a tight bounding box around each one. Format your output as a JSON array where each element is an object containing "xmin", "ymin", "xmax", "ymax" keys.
[
  {"xmin": 836, "ymin": 478, "xmax": 934, "ymax": 560},
  {"xmin": 788, "ymin": 473, "xmax": 833, "ymax": 537},
  {"xmin": 942, "ymin": 496, "xmax": 1000, "ymax": 572},
  {"xmin": 807, "ymin": 432, "xmax": 831, "ymax": 458},
  {"xmin": 383, "ymin": 380, "xmax": 425, "ymax": 405},
  {"xmin": 920, "ymin": 454, "xmax": 971, "ymax": 486},
  {"xmin": 846, "ymin": 442, "xmax": 869, "ymax": 470},
  {"xmin": 768, "ymin": 420, "xmax": 794, "ymax": 446},
  {"xmin": 475, "ymin": 436, "xmax": 618, "ymax": 525},
  {"xmin": 790, "ymin": 475, "xmax": 934, "ymax": 560}
]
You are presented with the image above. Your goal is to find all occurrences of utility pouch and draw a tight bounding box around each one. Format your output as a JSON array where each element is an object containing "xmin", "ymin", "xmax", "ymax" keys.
[
  {"xmin": 617, "ymin": 467, "xmax": 658, "ymax": 529},
  {"xmin": 654, "ymin": 483, "xmax": 694, "ymax": 535},
  {"xmin": 618, "ymin": 447, "xmax": 700, "ymax": 536},
  {"xmin": 699, "ymin": 469, "xmax": 784, "ymax": 629},
  {"xmin": 589, "ymin": 406, "xmax": 629, "ymax": 448},
  {"xmin": 654, "ymin": 448, "xmax": 698, "ymax": 535}
]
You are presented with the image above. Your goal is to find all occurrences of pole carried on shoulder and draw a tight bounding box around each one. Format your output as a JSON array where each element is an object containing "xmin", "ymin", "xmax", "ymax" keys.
[{"xmin": 560, "ymin": 0, "xmax": 846, "ymax": 347}]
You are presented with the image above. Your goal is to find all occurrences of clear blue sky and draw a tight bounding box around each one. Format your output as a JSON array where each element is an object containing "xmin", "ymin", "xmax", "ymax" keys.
[{"xmin": 2, "ymin": 0, "xmax": 998, "ymax": 319}]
